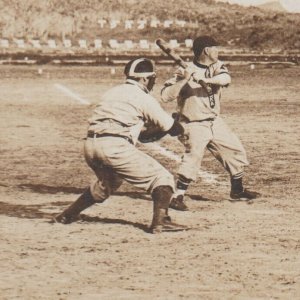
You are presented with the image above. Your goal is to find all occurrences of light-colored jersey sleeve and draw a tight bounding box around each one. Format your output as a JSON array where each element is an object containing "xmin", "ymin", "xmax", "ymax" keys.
[
  {"xmin": 140, "ymin": 94, "xmax": 174, "ymax": 131},
  {"xmin": 208, "ymin": 60, "xmax": 229, "ymax": 77},
  {"xmin": 161, "ymin": 66, "xmax": 186, "ymax": 102},
  {"xmin": 206, "ymin": 60, "xmax": 230, "ymax": 88}
]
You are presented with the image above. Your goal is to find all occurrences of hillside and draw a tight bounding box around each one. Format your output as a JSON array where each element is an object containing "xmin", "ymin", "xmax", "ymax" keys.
[
  {"xmin": 0, "ymin": 0, "xmax": 299, "ymax": 51},
  {"xmin": 258, "ymin": 1, "xmax": 287, "ymax": 12}
]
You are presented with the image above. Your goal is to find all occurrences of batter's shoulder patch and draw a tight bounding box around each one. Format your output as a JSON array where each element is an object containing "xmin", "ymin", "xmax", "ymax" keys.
[{"xmin": 210, "ymin": 60, "xmax": 229, "ymax": 76}]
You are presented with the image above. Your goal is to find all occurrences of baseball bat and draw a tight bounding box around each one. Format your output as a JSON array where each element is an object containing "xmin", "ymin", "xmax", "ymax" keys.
[{"xmin": 155, "ymin": 38, "xmax": 212, "ymax": 94}]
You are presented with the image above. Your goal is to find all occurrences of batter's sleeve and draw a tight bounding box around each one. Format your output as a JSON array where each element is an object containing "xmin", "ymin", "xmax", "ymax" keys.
[
  {"xmin": 161, "ymin": 67, "xmax": 186, "ymax": 102},
  {"xmin": 208, "ymin": 60, "xmax": 230, "ymax": 88},
  {"xmin": 210, "ymin": 60, "xmax": 229, "ymax": 76}
]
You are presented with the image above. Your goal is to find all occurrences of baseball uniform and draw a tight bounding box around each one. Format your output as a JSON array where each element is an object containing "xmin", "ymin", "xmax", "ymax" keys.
[
  {"xmin": 85, "ymin": 79, "xmax": 175, "ymax": 202},
  {"xmin": 161, "ymin": 60, "xmax": 249, "ymax": 182},
  {"xmin": 53, "ymin": 58, "xmax": 190, "ymax": 232}
]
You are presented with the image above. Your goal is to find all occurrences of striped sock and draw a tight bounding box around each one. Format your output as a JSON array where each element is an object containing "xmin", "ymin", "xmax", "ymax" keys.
[
  {"xmin": 175, "ymin": 175, "xmax": 192, "ymax": 196},
  {"xmin": 232, "ymin": 172, "xmax": 244, "ymax": 180}
]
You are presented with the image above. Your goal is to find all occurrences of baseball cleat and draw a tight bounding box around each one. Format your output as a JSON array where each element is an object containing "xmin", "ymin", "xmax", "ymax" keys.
[
  {"xmin": 149, "ymin": 216, "xmax": 189, "ymax": 234},
  {"xmin": 169, "ymin": 195, "xmax": 189, "ymax": 211},
  {"xmin": 51, "ymin": 213, "xmax": 79, "ymax": 224},
  {"xmin": 230, "ymin": 189, "xmax": 261, "ymax": 201}
]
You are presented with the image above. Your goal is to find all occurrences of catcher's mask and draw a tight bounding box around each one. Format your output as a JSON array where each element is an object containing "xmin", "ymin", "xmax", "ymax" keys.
[
  {"xmin": 124, "ymin": 58, "xmax": 155, "ymax": 78},
  {"xmin": 124, "ymin": 58, "xmax": 157, "ymax": 92},
  {"xmin": 145, "ymin": 73, "xmax": 156, "ymax": 92}
]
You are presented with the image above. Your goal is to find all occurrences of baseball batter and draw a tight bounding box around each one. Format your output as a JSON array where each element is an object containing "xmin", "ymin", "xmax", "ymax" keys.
[
  {"xmin": 53, "ymin": 58, "xmax": 188, "ymax": 233},
  {"xmin": 161, "ymin": 36, "xmax": 260, "ymax": 211}
]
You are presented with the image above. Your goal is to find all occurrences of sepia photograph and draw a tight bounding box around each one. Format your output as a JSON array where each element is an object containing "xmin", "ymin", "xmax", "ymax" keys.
[{"xmin": 0, "ymin": 0, "xmax": 299, "ymax": 299}]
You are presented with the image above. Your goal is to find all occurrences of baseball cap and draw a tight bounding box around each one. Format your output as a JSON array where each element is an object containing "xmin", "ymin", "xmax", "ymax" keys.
[
  {"xmin": 192, "ymin": 36, "xmax": 219, "ymax": 57},
  {"xmin": 124, "ymin": 58, "xmax": 156, "ymax": 78}
]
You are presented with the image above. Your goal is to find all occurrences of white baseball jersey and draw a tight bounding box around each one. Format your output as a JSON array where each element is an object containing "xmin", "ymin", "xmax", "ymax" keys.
[
  {"xmin": 162, "ymin": 60, "xmax": 229, "ymax": 121},
  {"xmin": 88, "ymin": 79, "xmax": 174, "ymax": 144}
]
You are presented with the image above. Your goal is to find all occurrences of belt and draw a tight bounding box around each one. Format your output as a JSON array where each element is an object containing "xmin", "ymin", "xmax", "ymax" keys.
[
  {"xmin": 190, "ymin": 118, "xmax": 215, "ymax": 123},
  {"xmin": 87, "ymin": 132, "xmax": 133, "ymax": 144},
  {"xmin": 90, "ymin": 118, "xmax": 126, "ymax": 126}
]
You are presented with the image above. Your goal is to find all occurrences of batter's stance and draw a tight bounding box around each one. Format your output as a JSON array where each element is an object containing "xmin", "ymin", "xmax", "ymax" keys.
[
  {"xmin": 54, "ymin": 58, "xmax": 188, "ymax": 233},
  {"xmin": 161, "ymin": 36, "xmax": 260, "ymax": 211}
]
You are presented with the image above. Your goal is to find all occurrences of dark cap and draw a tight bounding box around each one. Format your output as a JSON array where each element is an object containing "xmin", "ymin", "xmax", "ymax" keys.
[
  {"xmin": 192, "ymin": 36, "xmax": 219, "ymax": 57},
  {"xmin": 124, "ymin": 58, "xmax": 156, "ymax": 78}
]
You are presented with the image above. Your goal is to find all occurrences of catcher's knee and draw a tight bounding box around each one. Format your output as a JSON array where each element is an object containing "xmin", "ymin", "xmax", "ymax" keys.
[
  {"xmin": 150, "ymin": 173, "xmax": 175, "ymax": 194},
  {"xmin": 89, "ymin": 181, "xmax": 112, "ymax": 203},
  {"xmin": 90, "ymin": 194, "xmax": 108, "ymax": 204}
]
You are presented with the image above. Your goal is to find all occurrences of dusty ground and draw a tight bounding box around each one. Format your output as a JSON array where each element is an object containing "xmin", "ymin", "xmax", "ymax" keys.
[{"xmin": 0, "ymin": 64, "xmax": 299, "ymax": 299}]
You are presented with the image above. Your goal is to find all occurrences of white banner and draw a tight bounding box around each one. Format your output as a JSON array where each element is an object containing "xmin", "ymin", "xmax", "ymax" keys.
[{"xmin": 98, "ymin": 19, "xmax": 186, "ymax": 29}]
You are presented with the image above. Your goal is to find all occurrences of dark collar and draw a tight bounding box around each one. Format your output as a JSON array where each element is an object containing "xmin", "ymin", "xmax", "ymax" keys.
[{"xmin": 193, "ymin": 59, "xmax": 208, "ymax": 69}]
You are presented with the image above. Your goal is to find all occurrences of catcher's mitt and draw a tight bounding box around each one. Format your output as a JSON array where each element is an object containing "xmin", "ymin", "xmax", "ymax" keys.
[{"xmin": 138, "ymin": 122, "xmax": 168, "ymax": 143}]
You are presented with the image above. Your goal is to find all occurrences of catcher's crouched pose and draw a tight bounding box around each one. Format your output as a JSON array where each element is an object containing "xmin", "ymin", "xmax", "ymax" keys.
[
  {"xmin": 161, "ymin": 36, "xmax": 260, "ymax": 211},
  {"xmin": 53, "ymin": 58, "xmax": 188, "ymax": 233}
]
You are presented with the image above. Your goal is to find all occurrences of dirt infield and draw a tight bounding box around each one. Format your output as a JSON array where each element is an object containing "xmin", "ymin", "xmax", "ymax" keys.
[{"xmin": 0, "ymin": 64, "xmax": 299, "ymax": 299}]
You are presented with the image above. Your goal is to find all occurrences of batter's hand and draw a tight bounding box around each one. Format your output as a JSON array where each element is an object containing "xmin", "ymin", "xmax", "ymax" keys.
[
  {"xmin": 191, "ymin": 72, "xmax": 213, "ymax": 94},
  {"xmin": 185, "ymin": 66, "xmax": 195, "ymax": 80},
  {"xmin": 191, "ymin": 71, "xmax": 206, "ymax": 83}
]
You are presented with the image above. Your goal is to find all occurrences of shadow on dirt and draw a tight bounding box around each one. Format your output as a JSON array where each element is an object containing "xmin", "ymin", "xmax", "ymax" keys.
[
  {"xmin": 17, "ymin": 184, "xmax": 150, "ymax": 200},
  {"xmin": 189, "ymin": 194, "xmax": 219, "ymax": 202},
  {"xmin": 0, "ymin": 201, "xmax": 58, "ymax": 219},
  {"xmin": 78, "ymin": 215, "xmax": 150, "ymax": 232},
  {"xmin": 17, "ymin": 184, "xmax": 84, "ymax": 194},
  {"xmin": 0, "ymin": 201, "xmax": 150, "ymax": 232},
  {"xmin": 17, "ymin": 184, "xmax": 214, "ymax": 202}
]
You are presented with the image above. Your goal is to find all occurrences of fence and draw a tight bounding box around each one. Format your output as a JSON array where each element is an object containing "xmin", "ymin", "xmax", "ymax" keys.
[{"xmin": 0, "ymin": 38, "xmax": 193, "ymax": 51}]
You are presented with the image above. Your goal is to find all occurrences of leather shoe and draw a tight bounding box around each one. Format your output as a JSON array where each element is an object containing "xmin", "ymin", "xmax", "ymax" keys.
[
  {"xmin": 230, "ymin": 189, "xmax": 261, "ymax": 201},
  {"xmin": 169, "ymin": 195, "xmax": 189, "ymax": 211}
]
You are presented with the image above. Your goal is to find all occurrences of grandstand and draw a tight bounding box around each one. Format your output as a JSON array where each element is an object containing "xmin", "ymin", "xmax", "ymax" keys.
[
  {"xmin": 0, "ymin": 38, "xmax": 192, "ymax": 54},
  {"xmin": 0, "ymin": 35, "xmax": 298, "ymax": 66},
  {"xmin": 0, "ymin": 0, "xmax": 299, "ymax": 56},
  {"xmin": 0, "ymin": 12, "xmax": 299, "ymax": 66}
]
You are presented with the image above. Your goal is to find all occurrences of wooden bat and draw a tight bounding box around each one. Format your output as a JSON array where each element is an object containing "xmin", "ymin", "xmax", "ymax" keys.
[{"xmin": 155, "ymin": 38, "xmax": 212, "ymax": 94}]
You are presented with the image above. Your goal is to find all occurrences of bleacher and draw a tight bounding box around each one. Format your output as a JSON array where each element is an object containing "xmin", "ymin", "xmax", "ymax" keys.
[
  {"xmin": 0, "ymin": 18, "xmax": 194, "ymax": 54},
  {"xmin": 0, "ymin": 17, "xmax": 298, "ymax": 65},
  {"xmin": 0, "ymin": 38, "xmax": 189, "ymax": 52}
]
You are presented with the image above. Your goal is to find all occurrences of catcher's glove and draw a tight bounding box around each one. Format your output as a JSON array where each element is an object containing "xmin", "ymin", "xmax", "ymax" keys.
[{"xmin": 138, "ymin": 123, "xmax": 167, "ymax": 143}]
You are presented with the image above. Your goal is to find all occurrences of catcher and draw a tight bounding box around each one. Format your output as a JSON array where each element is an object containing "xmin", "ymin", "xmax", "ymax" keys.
[
  {"xmin": 161, "ymin": 36, "xmax": 260, "ymax": 211},
  {"xmin": 53, "ymin": 58, "xmax": 188, "ymax": 233}
]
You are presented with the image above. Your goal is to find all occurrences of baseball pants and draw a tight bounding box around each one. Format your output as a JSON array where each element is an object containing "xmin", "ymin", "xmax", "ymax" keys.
[
  {"xmin": 178, "ymin": 116, "xmax": 249, "ymax": 181},
  {"xmin": 84, "ymin": 136, "xmax": 175, "ymax": 202}
]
